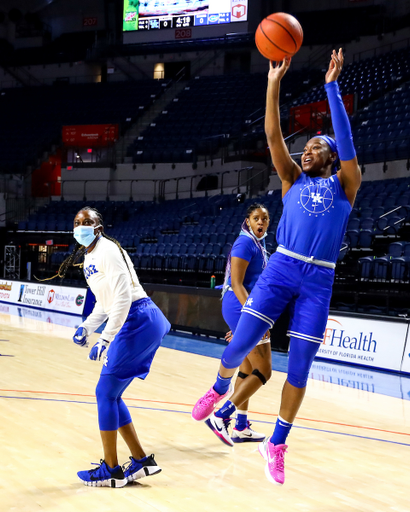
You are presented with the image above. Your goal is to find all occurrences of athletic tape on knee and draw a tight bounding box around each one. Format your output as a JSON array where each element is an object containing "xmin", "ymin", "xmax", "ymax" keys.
[
  {"xmin": 252, "ymin": 368, "xmax": 267, "ymax": 385},
  {"xmin": 237, "ymin": 371, "xmax": 249, "ymax": 379}
]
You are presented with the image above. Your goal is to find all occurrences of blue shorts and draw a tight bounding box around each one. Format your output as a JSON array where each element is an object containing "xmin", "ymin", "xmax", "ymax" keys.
[
  {"xmin": 242, "ymin": 251, "xmax": 334, "ymax": 343},
  {"xmin": 222, "ymin": 291, "xmax": 242, "ymax": 333},
  {"xmin": 101, "ymin": 297, "xmax": 171, "ymax": 380}
]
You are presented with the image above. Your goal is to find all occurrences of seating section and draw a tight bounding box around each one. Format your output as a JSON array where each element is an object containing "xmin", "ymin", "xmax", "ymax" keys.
[
  {"xmin": 128, "ymin": 69, "xmax": 323, "ymax": 164},
  {"xmin": 352, "ymin": 82, "xmax": 410, "ymax": 164},
  {"xmin": 293, "ymin": 47, "xmax": 410, "ymax": 107},
  {"xmin": 19, "ymin": 192, "xmax": 282, "ymax": 275},
  {"xmin": 345, "ymin": 177, "xmax": 410, "ymax": 249},
  {"xmin": 129, "ymin": 47, "xmax": 410, "ymax": 165},
  {"xmin": 358, "ymin": 241, "xmax": 410, "ymax": 282},
  {"xmin": 0, "ymin": 80, "xmax": 167, "ymax": 172},
  {"xmin": 2, "ymin": 45, "xmax": 410, "ymax": 171}
]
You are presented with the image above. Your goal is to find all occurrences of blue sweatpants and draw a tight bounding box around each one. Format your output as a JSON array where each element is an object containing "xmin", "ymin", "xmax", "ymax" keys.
[{"xmin": 96, "ymin": 297, "xmax": 170, "ymax": 431}]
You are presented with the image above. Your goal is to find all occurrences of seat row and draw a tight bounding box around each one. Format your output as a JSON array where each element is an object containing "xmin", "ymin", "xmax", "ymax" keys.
[{"xmin": 359, "ymin": 255, "xmax": 410, "ymax": 282}]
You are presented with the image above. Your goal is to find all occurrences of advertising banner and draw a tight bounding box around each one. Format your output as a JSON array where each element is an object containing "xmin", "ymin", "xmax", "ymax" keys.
[
  {"xmin": 62, "ymin": 124, "xmax": 119, "ymax": 147},
  {"xmin": 0, "ymin": 280, "xmax": 87, "ymax": 315},
  {"xmin": 317, "ymin": 314, "xmax": 409, "ymax": 372},
  {"xmin": 290, "ymin": 94, "xmax": 354, "ymax": 131}
]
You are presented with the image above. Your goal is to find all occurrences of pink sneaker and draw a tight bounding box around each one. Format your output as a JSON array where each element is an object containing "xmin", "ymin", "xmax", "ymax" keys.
[
  {"xmin": 191, "ymin": 384, "xmax": 233, "ymax": 421},
  {"xmin": 258, "ymin": 438, "xmax": 288, "ymax": 485}
]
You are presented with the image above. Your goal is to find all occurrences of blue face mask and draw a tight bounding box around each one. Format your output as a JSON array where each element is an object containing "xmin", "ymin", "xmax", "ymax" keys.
[{"xmin": 73, "ymin": 225, "xmax": 101, "ymax": 247}]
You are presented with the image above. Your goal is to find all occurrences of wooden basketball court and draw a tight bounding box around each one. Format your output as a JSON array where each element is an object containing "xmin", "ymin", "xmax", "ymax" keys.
[{"xmin": 0, "ymin": 309, "xmax": 409, "ymax": 512}]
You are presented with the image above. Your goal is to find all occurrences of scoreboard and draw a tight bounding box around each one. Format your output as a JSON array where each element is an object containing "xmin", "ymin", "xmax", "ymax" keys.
[{"xmin": 123, "ymin": 0, "xmax": 248, "ymax": 32}]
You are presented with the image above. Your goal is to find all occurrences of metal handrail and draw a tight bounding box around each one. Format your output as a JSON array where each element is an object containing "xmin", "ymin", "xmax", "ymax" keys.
[
  {"xmin": 353, "ymin": 37, "xmax": 410, "ymax": 62},
  {"xmin": 231, "ymin": 166, "xmax": 263, "ymax": 195},
  {"xmin": 61, "ymin": 164, "xmax": 270, "ymax": 203}
]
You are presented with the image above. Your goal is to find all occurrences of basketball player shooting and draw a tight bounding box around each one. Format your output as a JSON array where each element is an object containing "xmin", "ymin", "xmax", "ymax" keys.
[{"xmin": 192, "ymin": 48, "xmax": 361, "ymax": 485}]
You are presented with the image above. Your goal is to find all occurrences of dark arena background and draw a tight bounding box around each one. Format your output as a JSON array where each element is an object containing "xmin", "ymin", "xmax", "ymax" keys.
[{"xmin": 1, "ymin": 1, "xmax": 410, "ymax": 510}]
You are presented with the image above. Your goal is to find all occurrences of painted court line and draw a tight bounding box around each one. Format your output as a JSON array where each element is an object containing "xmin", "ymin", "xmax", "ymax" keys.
[
  {"xmin": 0, "ymin": 387, "xmax": 408, "ymax": 438},
  {"xmin": 0, "ymin": 394, "xmax": 409, "ymax": 447}
]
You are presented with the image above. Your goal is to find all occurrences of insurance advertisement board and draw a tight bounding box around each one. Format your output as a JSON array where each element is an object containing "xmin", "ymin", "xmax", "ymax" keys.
[
  {"xmin": 317, "ymin": 314, "xmax": 409, "ymax": 372},
  {"xmin": 0, "ymin": 280, "xmax": 87, "ymax": 315}
]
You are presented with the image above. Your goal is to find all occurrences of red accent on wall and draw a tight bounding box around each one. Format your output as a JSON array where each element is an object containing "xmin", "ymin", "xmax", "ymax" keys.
[
  {"xmin": 289, "ymin": 94, "xmax": 354, "ymax": 132},
  {"xmin": 31, "ymin": 149, "xmax": 61, "ymax": 197}
]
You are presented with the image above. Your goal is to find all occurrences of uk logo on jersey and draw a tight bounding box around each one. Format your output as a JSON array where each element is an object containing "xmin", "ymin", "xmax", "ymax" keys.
[
  {"xmin": 299, "ymin": 183, "xmax": 334, "ymax": 215},
  {"xmin": 245, "ymin": 297, "xmax": 254, "ymax": 307},
  {"xmin": 84, "ymin": 264, "xmax": 99, "ymax": 279}
]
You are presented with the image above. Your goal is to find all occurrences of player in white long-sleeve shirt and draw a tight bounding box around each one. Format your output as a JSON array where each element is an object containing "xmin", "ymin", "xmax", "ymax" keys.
[{"xmin": 62, "ymin": 207, "xmax": 170, "ymax": 488}]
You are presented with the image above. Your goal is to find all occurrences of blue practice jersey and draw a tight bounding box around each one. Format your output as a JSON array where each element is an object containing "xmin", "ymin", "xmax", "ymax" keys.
[
  {"xmin": 227, "ymin": 234, "xmax": 266, "ymax": 291},
  {"xmin": 276, "ymin": 172, "xmax": 351, "ymax": 264}
]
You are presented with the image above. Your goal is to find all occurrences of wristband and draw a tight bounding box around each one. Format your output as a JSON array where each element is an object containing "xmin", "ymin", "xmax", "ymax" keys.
[{"xmin": 325, "ymin": 81, "xmax": 356, "ymax": 161}]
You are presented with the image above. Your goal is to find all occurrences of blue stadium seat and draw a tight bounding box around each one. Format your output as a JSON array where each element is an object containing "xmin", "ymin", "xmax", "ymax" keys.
[
  {"xmin": 358, "ymin": 229, "xmax": 374, "ymax": 249},
  {"xmin": 388, "ymin": 242, "xmax": 404, "ymax": 257},
  {"xmin": 373, "ymin": 256, "xmax": 391, "ymax": 281},
  {"xmin": 347, "ymin": 218, "xmax": 360, "ymax": 230},
  {"xmin": 384, "ymin": 215, "xmax": 404, "ymax": 235},
  {"xmin": 358, "ymin": 256, "xmax": 374, "ymax": 280},
  {"xmin": 214, "ymin": 254, "xmax": 226, "ymax": 273},
  {"xmin": 391, "ymin": 257, "xmax": 408, "ymax": 281},
  {"xmin": 221, "ymin": 244, "xmax": 232, "ymax": 257},
  {"xmin": 360, "ymin": 218, "xmax": 374, "ymax": 230},
  {"xmin": 345, "ymin": 229, "xmax": 359, "ymax": 248}
]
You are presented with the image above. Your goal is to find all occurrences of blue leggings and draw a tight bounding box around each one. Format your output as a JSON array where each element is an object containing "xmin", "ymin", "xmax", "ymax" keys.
[
  {"xmin": 95, "ymin": 374, "xmax": 133, "ymax": 431},
  {"xmin": 221, "ymin": 313, "xmax": 320, "ymax": 388}
]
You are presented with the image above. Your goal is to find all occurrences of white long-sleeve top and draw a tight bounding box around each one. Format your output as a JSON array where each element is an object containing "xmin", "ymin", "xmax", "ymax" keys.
[{"xmin": 80, "ymin": 236, "xmax": 147, "ymax": 342}]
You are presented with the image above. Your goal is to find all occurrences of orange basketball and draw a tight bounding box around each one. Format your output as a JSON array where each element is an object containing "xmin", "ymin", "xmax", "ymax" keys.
[{"xmin": 255, "ymin": 12, "xmax": 303, "ymax": 61}]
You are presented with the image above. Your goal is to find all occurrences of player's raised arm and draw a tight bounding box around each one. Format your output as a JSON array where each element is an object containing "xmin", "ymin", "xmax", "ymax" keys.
[
  {"xmin": 265, "ymin": 58, "xmax": 302, "ymax": 196},
  {"xmin": 325, "ymin": 48, "xmax": 361, "ymax": 205}
]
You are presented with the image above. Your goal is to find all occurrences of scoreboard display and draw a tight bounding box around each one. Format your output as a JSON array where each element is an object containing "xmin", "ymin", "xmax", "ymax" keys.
[{"xmin": 123, "ymin": 0, "xmax": 248, "ymax": 32}]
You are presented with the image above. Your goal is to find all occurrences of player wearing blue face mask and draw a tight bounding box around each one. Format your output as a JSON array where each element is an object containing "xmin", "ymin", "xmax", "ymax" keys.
[
  {"xmin": 193, "ymin": 49, "xmax": 361, "ymax": 485},
  {"xmin": 58, "ymin": 207, "xmax": 170, "ymax": 488}
]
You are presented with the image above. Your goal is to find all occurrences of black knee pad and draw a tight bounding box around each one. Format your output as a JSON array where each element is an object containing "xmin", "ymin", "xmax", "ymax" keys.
[
  {"xmin": 237, "ymin": 371, "xmax": 249, "ymax": 379},
  {"xmin": 252, "ymin": 368, "xmax": 267, "ymax": 385}
]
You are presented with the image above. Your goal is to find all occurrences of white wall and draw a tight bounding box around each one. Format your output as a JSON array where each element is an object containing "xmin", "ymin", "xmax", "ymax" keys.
[
  {"xmin": 59, "ymin": 156, "xmax": 410, "ymax": 203},
  {"xmin": 60, "ymin": 159, "xmax": 270, "ymax": 201}
]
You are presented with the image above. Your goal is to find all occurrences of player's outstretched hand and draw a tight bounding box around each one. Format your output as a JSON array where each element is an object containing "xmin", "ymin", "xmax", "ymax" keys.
[
  {"xmin": 73, "ymin": 327, "xmax": 89, "ymax": 347},
  {"xmin": 325, "ymin": 48, "xmax": 344, "ymax": 84},
  {"xmin": 88, "ymin": 338, "xmax": 110, "ymax": 361},
  {"xmin": 225, "ymin": 330, "xmax": 233, "ymax": 343},
  {"xmin": 268, "ymin": 56, "xmax": 291, "ymax": 83}
]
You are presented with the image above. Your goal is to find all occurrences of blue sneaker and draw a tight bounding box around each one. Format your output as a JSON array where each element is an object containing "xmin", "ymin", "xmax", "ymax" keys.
[
  {"xmin": 123, "ymin": 454, "xmax": 162, "ymax": 483},
  {"xmin": 77, "ymin": 459, "xmax": 127, "ymax": 488}
]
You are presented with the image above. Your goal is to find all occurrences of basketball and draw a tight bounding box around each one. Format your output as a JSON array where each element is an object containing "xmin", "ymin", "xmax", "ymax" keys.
[{"xmin": 255, "ymin": 12, "xmax": 303, "ymax": 61}]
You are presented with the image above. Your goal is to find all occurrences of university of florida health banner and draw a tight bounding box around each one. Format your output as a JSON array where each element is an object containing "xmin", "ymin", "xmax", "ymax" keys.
[{"xmin": 317, "ymin": 314, "xmax": 409, "ymax": 372}]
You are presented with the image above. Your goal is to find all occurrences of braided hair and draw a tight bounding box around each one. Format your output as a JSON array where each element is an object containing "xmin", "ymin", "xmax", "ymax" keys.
[
  {"xmin": 37, "ymin": 206, "xmax": 135, "ymax": 285},
  {"xmin": 222, "ymin": 203, "xmax": 269, "ymax": 297}
]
